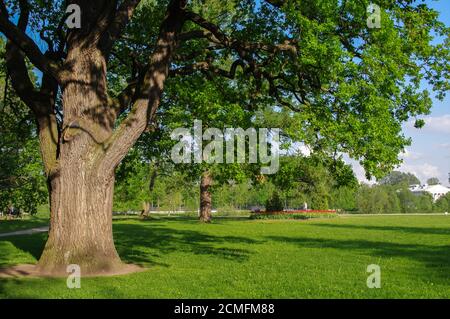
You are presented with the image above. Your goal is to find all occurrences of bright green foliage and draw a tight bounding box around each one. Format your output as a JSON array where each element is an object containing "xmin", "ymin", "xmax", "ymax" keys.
[
  {"xmin": 0, "ymin": 39, "xmax": 47, "ymax": 214},
  {"xmin": 357, "ymin": 184, "xmax": 401, "ymax": 214},
  {"xmin": 396, "ymin": 186, "xmax": 434, "ymax": 213},
  {"xmin": 114, "ymin": 149, "xmax": 199, "ymax": 211},
  {"xmin": 212, "ymin": 181, "xmax": 274, "ymax": 211},
  {"xmin": 164, "ymin": 75, "xmax": 258, "ymax": 184},
  {"xmin": 269, "ymin": 155, "xmax": 355, "ymax": 209},
  {"xmin": 330, "ymin": 186, "xmax": 358, "ymax": 211},
  {"xmin": 3, "ymin": 0, "xmax": 448, "ymax": 215},
  {"xmin": 108, "ymin": 0, "xmax": 450, "ymax": 181},
  {"xmin": 434, "ymin": 193, "xmax": 450, "ymax": 213},
  {"xmin": 111, "ymin": 0, "xmax": 449, "ymax": 214},
  {"xmin": 355, "ymin": 183, "xmax": 438, "ymax": 214},
  {"xmin": 114, "ymin": 156, "xmax": 444, "ymax": 214}
]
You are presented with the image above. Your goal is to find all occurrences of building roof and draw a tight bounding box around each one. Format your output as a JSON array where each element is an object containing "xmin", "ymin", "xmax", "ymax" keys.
[
  {"xmin": 410, "ymin": 184, "xmax": 450, "ymax": 194},
  {"xmin": 423, "ymin": 184, "xmax": 450, "ymax": 194}
]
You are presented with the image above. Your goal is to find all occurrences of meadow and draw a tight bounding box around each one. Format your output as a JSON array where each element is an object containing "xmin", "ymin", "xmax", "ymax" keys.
[{"xmin": 0, "ymin": 214, "xmax": 449, "ymax": 298}]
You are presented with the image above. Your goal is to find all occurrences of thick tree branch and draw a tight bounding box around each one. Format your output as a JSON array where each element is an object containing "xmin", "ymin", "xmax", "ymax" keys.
[
  {"xmin": 178, "ymin": 29, "xmax": 221, "ymax": 44},
  {"xmin": 3, "ymin": 0, "xmax": 59, "ymax": 175},
  {"xmin": 4, "ymin": 0, "xmax": 41, "ymax": 111},
  {"xmin": 0, "ymin": 1, "xmax": 62, "ymax": 81},
  {"xmin": 170, "ymin": 59, "xmax": 246, "ymax": 79},
  {"xmin": 264, "ymin": 0, "xmax": 286, "ymax": 8},
  {"xmin": 182, "ymin": 10, "xmax": 302, "ymax": 113},
  {"xmin": 184, "ymin": 11, "xmax": 297, "ymax": 55},
  {"xmin": 108, "ymin": 79, "xmax": 139, "ymax": 116},
  {"xmin": 101, "ymin": 0, "xmax": 142, "ymax": 54},
  {"xmin": 99, "ymin": 0, "xmax": 187, "ymax": 172},
  {"xmin": 184, "ymin": 11, "xmax": 230, "ymax": 45},
  {"xmin": 6, "ymin": 45, "xmax": 60, "ymax": 175}
]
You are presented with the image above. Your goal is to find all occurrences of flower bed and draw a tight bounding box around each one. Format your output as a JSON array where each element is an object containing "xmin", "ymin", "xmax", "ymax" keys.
[{"xmin": 250, "ymin": 210, "xmax": 337, "ymax": 220}]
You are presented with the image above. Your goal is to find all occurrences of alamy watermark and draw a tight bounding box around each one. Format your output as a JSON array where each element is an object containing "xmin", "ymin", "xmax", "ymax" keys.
[
  {"xmin": 66, "ymin": 4, "xmax": 81, "ymax": 29},
  {"xmin": 66, "ymin": 264, "xmax": 81, "ymax": 289},
  {"xmin": 366, "ymin": 264, "xmax": 381, "ymax": 288},
  {"xmin": 170, "ymin": 120, "xmax": 280, "ymax": 175},
  {"xmin": 367, "ymin": 3, "xmax": 381, "ymax": 29},
  {"xmin": 65, "ymin": 252, "xmax": 81, "ymax": 289}
]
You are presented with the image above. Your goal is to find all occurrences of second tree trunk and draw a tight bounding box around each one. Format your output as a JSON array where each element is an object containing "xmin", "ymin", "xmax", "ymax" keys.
[{"xmin": 199, "ymin": 171, "xmax": 212, "ymax": 223}]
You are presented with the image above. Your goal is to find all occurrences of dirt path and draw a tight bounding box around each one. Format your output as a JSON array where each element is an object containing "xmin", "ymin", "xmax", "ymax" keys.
[{"xmin": 0, "ymin": 226, "xmax": 49, "ymax": 238}]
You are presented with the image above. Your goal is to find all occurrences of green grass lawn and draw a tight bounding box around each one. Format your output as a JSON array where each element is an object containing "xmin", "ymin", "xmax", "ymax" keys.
[
  {"xmin": 0, "ymin": 212, "xmax": 49, "ymax": 234},
  {"xmin": 0, "ymin": 215, "xmax": 449, "ymax": 298}
]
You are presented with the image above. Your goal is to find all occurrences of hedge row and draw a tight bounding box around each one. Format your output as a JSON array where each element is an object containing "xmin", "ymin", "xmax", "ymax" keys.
[{"xmin": 250, "ymin": 211, "xmax": 338, "ymax": 220}]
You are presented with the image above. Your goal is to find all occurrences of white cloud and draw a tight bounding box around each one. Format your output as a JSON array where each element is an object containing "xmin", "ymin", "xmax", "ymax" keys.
[
  {"xmin": 354, "ymin": 165, "xmax": 374, "ymax": 185},
  {"xmin": 343, "ymin": 157, "xmax": 376, "ymax": 185},
  {"xmin": 297, "ymin": 144, "xmax": 312, "ymax": 156},
  {"xmin": 398, "ymin": 163, "xmax": 441, "ymax": 184},
  {"xmin": 285, "ymin": 142, "xmax": 311, "ymax": 156},
  {"xmin": 400, "ymin": 149, "xmax": 423, "ymax": 160},
  {"xmin": 408, "ymin": 114, "xmax": 450, "ymax": 134}
]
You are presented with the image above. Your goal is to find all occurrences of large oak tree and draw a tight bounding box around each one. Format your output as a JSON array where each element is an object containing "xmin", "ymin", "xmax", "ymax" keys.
[{"xmin": 0, "ymin": 0, "xmax": 447, "ymax": 275}]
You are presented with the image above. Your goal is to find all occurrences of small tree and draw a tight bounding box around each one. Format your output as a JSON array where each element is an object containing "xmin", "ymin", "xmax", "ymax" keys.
[
  {"xmin": 434, "ymin": 193, "xmax": 450, "ymax": 213},
  {"xmin": 379, "ymin": 171, "xmax": 421, "ymax": 186},
  {"xmin": 427, "ymin": 177, "xmax": 440, "ymax": 185},
  {"xmin": 266, "ymin": 191, "xmax": 284, "ymax": 212}
]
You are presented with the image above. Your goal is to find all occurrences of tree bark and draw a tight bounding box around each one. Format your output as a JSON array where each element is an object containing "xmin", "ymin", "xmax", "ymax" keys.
[
  {"xmin": 141, "ymin": 201, "xmax": 151, "ymax": 219},
  {"xmin": 38, "ymin": 165, "xmax": 122, "ymax": 275},
  {"xmin": 199, "ymin": 171, "xmax": 212, "ymax": 223}
]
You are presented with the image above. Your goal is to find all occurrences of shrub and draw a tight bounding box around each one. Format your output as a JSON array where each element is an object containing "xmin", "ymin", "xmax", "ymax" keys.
[
  {"xmin": 250, "ymin": 211, "xmax": 337, "ymax": 220},
  {"xmin": 265, "ymin": 191, "xmax": 284, "ymax": 212}
]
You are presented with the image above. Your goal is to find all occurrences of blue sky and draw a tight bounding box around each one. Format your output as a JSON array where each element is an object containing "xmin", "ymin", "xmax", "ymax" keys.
[{"xmin": 350, "ymin": 0, "xmax": 450, "ymax": 186}]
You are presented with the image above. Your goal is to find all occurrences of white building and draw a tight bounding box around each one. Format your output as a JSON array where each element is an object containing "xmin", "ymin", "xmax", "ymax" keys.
[{"xmin": 409, "ymin": 184, "xmax": 450, "ymax": 201}]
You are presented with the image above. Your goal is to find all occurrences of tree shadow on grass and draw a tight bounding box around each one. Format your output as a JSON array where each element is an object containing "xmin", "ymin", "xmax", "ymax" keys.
[
  {"xmin": 0, "ymin": 233, "xmax": 46, "ymax": 267},
  {"xmin": 0, "ymin": 233, "xmax": 47, "ymax": 298},
  {"xmin": 312, "ymin": 223, "xmax": 450, "ymax": 236},
  {"xmin": 266, "ymin": 235, "xmax": 450, "ymax": 283},
  {"xmin": 0, "ymin": 218, "xmax": 49, "ymax": 234},
  {"xmin": 0, "ymin": 220, "xmax": 260, "ymax": 297},
  {"xmin": 113, "ymin": 221, "xmax": 261, "ymax": 267},
  {"xmin": 0, "ymin": 220, "xmax": 260, "ymax": 271}
]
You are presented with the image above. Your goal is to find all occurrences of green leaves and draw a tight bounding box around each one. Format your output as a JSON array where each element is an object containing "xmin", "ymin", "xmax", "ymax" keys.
[
  {"xmin": 107, "ymin": 0, "xmax": 448, "ymax": 181},
  {"xmin": 0, "ymin": 39, "xmax": 47, "ymax": 214}
]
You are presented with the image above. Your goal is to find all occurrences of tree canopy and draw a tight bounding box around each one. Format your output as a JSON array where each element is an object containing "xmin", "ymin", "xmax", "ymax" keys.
[{"xmin": 379, "ymin": 170, "xmax": 421, "ymax": 186}]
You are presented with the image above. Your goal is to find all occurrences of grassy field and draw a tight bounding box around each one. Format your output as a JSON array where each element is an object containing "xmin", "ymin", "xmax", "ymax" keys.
[
  {"xmin": 0, "ymin": 214, "xmax": 449, "ymax": 298},
  {"xmin": 0, "ymin": 212, "xmax": 49, "ymax": 234}
]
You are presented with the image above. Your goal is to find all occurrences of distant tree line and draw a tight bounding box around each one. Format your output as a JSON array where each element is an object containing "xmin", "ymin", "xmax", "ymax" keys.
[{"xmin": 113, "ymin": 154, "xmax": 450, "ymax": 214}]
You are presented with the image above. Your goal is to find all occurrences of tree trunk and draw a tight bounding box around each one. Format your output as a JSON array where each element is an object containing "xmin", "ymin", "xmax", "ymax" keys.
[
  {"xmin": 38, "ymin": 165, "xmax": 123, "ymax": 276},
  {"xmin": 141, "ymin": 201, "xmax": 151, "ymax": 219},
  {"xmin": 199, "ymin": 171, "xmax": 212, "ymax": 223},
  {"xmin": 37, "ymin": 45, "xmax": 123, "ymax": 276}
]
